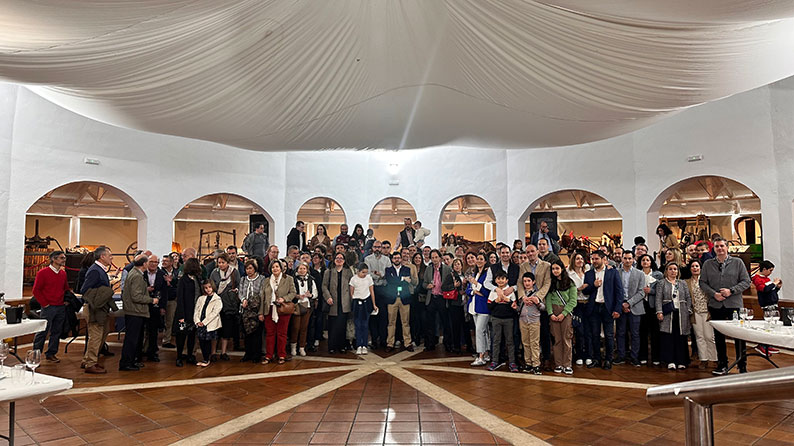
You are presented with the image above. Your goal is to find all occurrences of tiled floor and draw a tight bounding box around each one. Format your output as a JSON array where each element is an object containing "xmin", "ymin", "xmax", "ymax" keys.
[
  {"xmin": 3, "ymin": 335, "xmax": 794, "ymax": 445},
  {"xmin": 213, "ymin": 371, "xmax": 508, "ymax": 445}
]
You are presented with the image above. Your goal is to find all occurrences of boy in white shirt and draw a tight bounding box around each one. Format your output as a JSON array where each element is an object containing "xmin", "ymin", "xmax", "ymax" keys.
[{"xmin": 488, "ymin": 271, "xmax": 519, "ymax": 372}]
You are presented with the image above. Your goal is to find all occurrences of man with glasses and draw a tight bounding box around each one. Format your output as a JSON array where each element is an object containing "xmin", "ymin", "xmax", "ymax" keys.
[
  {"xmin": 32, "ymin": 250, "xmax": 70, "ymax": 363},
  {"xmin": 365, "ymin": 240, "xmax": 391, "ymax": 349}
]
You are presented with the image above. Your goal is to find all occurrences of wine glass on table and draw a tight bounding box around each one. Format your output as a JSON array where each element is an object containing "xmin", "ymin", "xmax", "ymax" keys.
[
  {"xmin": 25, "ymin": 349, "xmax": 40, "ymax": 385},
  {"xmin": 747, "ymin": 308, "xmax": 754, "ymax": 323},
  {"xmin": 0, "ymin": 342, "xmax": 8, "ymax": 376},
  {"xmin": 739, "ymin": 308, "xmax": 747, "ymax": 324},
  {"xmin": 764, "ymin": 309, "xmax": 772, "ymax": 330},
  {"xmin": 771, "ymin": 309, "xmax": 780, "ymax": 329}
]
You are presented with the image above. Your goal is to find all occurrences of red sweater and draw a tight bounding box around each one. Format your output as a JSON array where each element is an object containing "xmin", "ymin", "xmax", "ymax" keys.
[{"xmin": 32, "ymin": 267, "xmax": 69, "ymax": 307}]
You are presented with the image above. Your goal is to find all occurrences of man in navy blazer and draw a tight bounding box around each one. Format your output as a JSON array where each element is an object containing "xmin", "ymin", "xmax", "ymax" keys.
[
  {"xmin": 384, "ymin": 252, "xmax": 414, "ymax": 352},
  {"xmin": 583, "ymin": 250, "xmax": 624, "ymax": 370}
]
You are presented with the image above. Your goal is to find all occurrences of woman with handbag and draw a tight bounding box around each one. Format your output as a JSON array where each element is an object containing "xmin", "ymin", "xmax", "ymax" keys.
[
  {"xmin": 260, "ymin": 260, "xmax": 297, "ymax": 364},
  {"xmin": 638, "ymin": 253, "xmax": 663, "ymax": 366},
  {"xmin": 448, "ymin": 258, "xmax": 467, "ymax": 354},
  {"xmin": 239, "ymin": 259, "xmax": 264, "ymax": 363},
  {"xmin": 322, "ymin": 253, "xmax": 353, "ymax": 354},
  {"xmin": 548, "ymin": 260, "xmax": 578, "ymax": 375},
  {"xmin": 209, "ymin": 253, "xmax": 240, "ymax": 361},
  {"xmin": 686, "ymin": 259, "xmax": 717, "ymax": 368},
  {"xmin": 290, "ymin": 262, "xmax": 317, "ymax": 357},
  {"xmin": 175, "ymin": 258, "xmax": 202, "ymax": 367},
  {"xmin": 194, "ymin": 280, "xmax": 223, "ymax": 367},
  {"xmin": 567, "ymin": 252, "xmax": 590, "ymax": 366},
  {"xmin": 654, "ymin": 262, "xmax": 693, "ymax": 370},
  {"xmin": 466, "ymin": 253, "xmax": 492, "ymax": 366},
  {"xmin": 410, "ymin": 252, "xmax": 427, "ymax": 347}
]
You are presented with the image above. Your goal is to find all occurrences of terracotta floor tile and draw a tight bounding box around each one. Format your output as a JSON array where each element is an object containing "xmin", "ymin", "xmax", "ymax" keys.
[
  {"xmin": 421, "ymin": 431, "xmax": 458, "ymax": 443},
  {"xmin": 346, "ymin": 431, "xmax": 385, "ymax": 444},
  {"xmin": 355, "ymin": 412, "xmax": 388, "ymax": 422},
  {"xmin": 457, "ymin": 431, "xmax": 498, "ymax": 444},
  {"xmin": 351, "ymin": 421, "xmax": 386, "ymax": 432},
  {"xmin": 384, "ymin": 431, "xmax": 421, "ymax": 444},
  {"xmin": 309, "ymin": 431, "xmax": 350, "ymax": 444},
  {"xmin": 273, "ymin": 431, "xmax": 313, "ymax": 444}
]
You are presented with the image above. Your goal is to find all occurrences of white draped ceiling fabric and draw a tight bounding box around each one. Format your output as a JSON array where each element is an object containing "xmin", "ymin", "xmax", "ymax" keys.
[{"xmin": 2, "ymin": 1, "xmax": 794, "ymax": 151}]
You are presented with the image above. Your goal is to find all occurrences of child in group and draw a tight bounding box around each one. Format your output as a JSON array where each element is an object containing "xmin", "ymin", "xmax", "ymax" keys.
[
  {"xmin": 413, "ymin": 221, "xmax": 431, "ymax": 247},
  {"xmin": 487, "ymin": 271, "xmax": 519, "ymax": 372},
  {"xmin": 349, "ymin": 263, "xmax": 377, "ymax": 355},
  {"xmin": 752, "ymin": 260, "xmax": 783, "ymax": 355},
  {"xmin": 514, "ymin": 272, "xmax": 544, "ymax": 375},
  {"xmin": 194, "ymin": 280, "xmax": 223, "ymax": 367}
]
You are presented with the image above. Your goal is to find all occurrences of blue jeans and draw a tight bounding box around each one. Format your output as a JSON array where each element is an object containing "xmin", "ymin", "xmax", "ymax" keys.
[
  {"xmin": 589, "ymin": 303, "xmax": 615, "ymax": 363},
  {"xmin": 33, "ymin": 305, "xmax": 66, "ymax": 356},
  {"xmin": 353, "ymin": 299, "xmax": 371, "ymax": 348},
  {"xmin": 616, "ymin": 312, "xmax": 641, "ymax": 361}
]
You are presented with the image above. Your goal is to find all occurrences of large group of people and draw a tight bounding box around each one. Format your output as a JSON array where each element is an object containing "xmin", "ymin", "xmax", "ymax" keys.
[{"xmin": 28, "ymin": 219, "xmax": 781, "ymax": 377}]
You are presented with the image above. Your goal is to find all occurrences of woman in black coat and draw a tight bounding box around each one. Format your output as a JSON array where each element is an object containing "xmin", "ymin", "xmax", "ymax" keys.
[{"xmin": 175, "ymin": 258, "xmax": 202, "ymax": 367}]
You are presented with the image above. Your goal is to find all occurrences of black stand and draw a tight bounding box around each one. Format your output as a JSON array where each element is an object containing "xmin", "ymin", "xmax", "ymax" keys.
[
  {"xmin": 726, "ymin": 339, "xmax": 779, "ymax": 373},
  {"xmin": 0, "ymin": 401, "xmax": 15, "ymax": 445}
]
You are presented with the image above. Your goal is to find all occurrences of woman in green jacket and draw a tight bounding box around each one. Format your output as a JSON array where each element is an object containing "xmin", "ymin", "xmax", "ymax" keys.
[{"xmin": 548, "ymin": 259, "xmax": 578, "ymax": 375}]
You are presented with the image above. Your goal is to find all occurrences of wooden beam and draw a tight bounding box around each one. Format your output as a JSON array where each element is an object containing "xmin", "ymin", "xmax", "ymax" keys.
[{"xmin": 95, "ymin": 186, "xmax": 106, "ymax": 202}]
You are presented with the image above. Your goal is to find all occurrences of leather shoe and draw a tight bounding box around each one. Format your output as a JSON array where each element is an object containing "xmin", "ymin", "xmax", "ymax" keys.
[
  {"xmin": 175, "ymin": 359, "xmax": 183, "ymax": 367},
  {"xmin": 385, "ymin": 347, "xmax": 394, "ymax": 353},
  {"xmin": 84, "ymin": 365, "xmax": 107, "ymax": 374},
  {"xmin": 99, "ymin": 349, "xmax": 114, "ymax": 357},
  {"xmin": 147, "ymin": 356, "xmax": 160, "ymax": 363},
  {"xmin": 406, "ymin": 345, "xmax": 414, "ymax": 352},
  {"xmin": 134, "ymin": 362, "xmax": 145, "ymax": 368},
  {"xmin": 45, "ymin": 354, "xmax": 60, "ymax": 363},
  {"xmin": 162, "ymin": 343, "xmax": 176, "ymax": 349},
  {"xmin": 119, "ymin": 365, "xmax": 140, "ymax": 371},
  {"xmin": 602, "ymin": 361, "xmax": 612, "ymax": 370},
  {"xmin": 586, "ymin": 360, "xmax": 600, "ymax": 369}
]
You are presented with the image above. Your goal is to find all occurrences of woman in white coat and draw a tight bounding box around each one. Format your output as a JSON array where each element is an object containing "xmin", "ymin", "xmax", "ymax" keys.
[{"xmin": 194, "ymin": 280, "xmax": 223, "ymax": 367}]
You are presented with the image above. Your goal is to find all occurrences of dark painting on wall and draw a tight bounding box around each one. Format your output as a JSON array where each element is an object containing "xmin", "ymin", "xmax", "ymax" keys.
[{"xmin": 528, "ymin": 212, "xmax": 558, "ymax": 236}]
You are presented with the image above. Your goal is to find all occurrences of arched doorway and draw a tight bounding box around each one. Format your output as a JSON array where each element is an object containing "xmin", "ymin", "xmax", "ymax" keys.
[
  {"xmin": 439, "ymin": 195, "xmax": 496, "ymax": 243},
  {"xmin": 368, "ymin": 197, "xmax": 417, "ymax": 246},
  {"xmin": 296, "ymin": 197, "xmax": 346, "ymax": 242},
  {"xmin": 521, "ymin": 190, "xmax": 623, "ymax": 257},
  {"xmin": 649, "ymin": 176, "xmax": 762, "ymax": 262},
  {"xmin": 173, "ymin": 193, "xmax": 269, "ymax": 259},
  {"xmin": 24, "ymin": 181, "xmax": 145, "ymax": 291}
]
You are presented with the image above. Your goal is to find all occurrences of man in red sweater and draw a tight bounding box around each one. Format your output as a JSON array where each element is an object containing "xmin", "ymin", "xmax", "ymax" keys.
[{"xmin": 32, "ymin": 251, "xmax": 70, "ymax": 362}]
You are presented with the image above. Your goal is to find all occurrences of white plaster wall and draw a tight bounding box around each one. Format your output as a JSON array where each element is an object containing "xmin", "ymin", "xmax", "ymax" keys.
[{"xmin": 2, "ymin": 79, "xmax": 794, "ymax": 299}]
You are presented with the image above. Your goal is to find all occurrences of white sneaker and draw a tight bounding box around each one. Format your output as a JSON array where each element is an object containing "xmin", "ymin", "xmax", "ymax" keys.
[
  {"xmin": 314, "ymin": 340, "xmax": 319, "ymax": 347},
  {"xmin": 355, "ymin": 347, "xmax": 363, "ymax": 355},
  {"xmin": 299, "ymin": 348, "xmax": 306, "ymax": 357},
  {"xmin": 585, "ymin": 359, "xmax": 593, "ymax": 366},
  {"xmin": 362, "ymin": 347, "xmax": 368, "ymax": 355},
  {"xmin": 668, "ymin": 363, "xmax": 676, "ymax": 370},
  {"xmin": 483, "ymin": 354, "xmax": 491, "ymax": 363},
  {"xmin": 471, "ymin": 357, "xmax": 486, "ymax": 366},
  {"xmin": 290, "ymin": 343, "xmax": 297, "ymax": 356},
  {"xmin": 575, "ymin": 359, "xmax": 583, "ymax": 366}
]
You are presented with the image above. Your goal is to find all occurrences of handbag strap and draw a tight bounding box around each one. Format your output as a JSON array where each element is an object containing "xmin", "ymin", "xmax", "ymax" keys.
[{"xmin": 555, "ymin": 290, "xmax": 567, "ymax": 307}]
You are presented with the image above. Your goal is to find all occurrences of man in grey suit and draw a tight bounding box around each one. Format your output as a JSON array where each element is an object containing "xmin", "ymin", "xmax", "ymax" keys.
[{"xmin": 615, "ymin": 251, "xmax": 645, "ymax": 366}]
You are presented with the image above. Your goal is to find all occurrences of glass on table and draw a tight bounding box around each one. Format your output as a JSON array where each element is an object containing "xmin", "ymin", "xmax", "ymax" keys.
[
  {"xmin": 0, "ymin": 342, "xmax": 8, "ymax": 376},
  {"xmin": 771, "ymin": 309, "xmax": 780, "ymax": 328},
  {"xmin": 25, "ymin": 349, "xmax": 41, "ymax": 385},
  {"xmin": 11, "ymin": 364, "xmax": 24, "ymax": 381},
  {"xmin": 747, "ymin": 308, "xmax": 754, "ymax": 321}
]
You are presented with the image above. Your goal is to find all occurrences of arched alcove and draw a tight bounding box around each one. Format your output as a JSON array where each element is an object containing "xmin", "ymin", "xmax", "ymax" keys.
[
  {"xmin": 173, "ymin": 193, "xmax": 270, "ymax": 258},
  {"xmin": 521, "ymin": 189, "xmax": 623, "ymax": 255},
  {"xmin": 368, "ymin": 197, "xmax": 417, "ymax": 245},
  {"xmin": 24, "ymin": 181, "xmax": 146, "ymax": 289},
  {"xmin": 296, "ymin": 197, "xmax": 347, "ymax": 241},
  {"xmin": 439, "ymin": 195, "xmax": 496, "ymax": 242},
  {"xmin": 648, "ymin": 175, "xmax": 762, "ymax": 258}
]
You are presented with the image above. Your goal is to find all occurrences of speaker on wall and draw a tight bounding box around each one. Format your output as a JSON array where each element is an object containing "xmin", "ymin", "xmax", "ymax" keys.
[{"xmin": 249, "ymin": 214, "xmax": 269, "ymax": 237}]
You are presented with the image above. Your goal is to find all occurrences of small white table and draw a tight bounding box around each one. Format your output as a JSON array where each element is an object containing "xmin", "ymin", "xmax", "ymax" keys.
[
  {"xmin": 710, "ymin": 320, "xmax": 794, "ymax": 373},
  {"xmin": 0, "ymin": 366, "xmax": 73, "ymax": 445},
  {"xmin": 0, "ymin": 320, "xmax": 48, "ymax": 362}
]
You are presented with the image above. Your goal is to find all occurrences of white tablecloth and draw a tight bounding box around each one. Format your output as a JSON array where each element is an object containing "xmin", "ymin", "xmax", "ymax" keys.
[
  {"xmin": 0, "ymin": 319, "xmax": 47, "ymax": 340},
  {"xmin": 0, "ymin": 366, "xmax": 72, "ymax": 404},
  {"xmin": 710, "ymin": 320, "xmax": 794, "ymax": 350}
]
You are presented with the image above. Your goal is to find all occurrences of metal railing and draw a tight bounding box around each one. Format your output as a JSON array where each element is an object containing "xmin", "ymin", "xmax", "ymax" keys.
[{"xmin": 646, "ymin": 366, "xmax": 794, "ymax": 445}]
